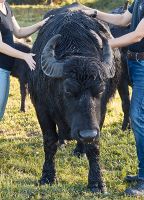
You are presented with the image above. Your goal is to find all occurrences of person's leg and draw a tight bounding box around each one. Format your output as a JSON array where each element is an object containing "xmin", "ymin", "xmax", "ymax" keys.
[
  {"xmin": 124, "ymin": 60, "xmax": 144, "ymax": 196},
  {"xmin": 130, "ymin": 86, "xmax": 144, "ymax": 180},
  {"xmin": 0, "ymin": 68, "xmax": 10, "ymax": 121}
]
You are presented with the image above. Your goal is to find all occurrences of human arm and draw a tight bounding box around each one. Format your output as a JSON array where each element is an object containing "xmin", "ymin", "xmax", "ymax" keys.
[
  {"xmin": 0, "ymin": 32, "xmax": 36, "ymax": 70},
  {"xmin": 82, "ymin": 0, "xmax": 135, "ymax": 27},
  {"xmin": 12, "ymin": 16, "xmax": 50, "ymax": 38},
  {"xmin": 109, "ymin": 18, "xmax": 144, "ymax": 48},
  {"xmin": 83, "ymin": 8, "xmax": 132, "ymax": 27},
  {"xmin": 96, "ymin": 9, "xmax": 132, "ymax": 26}
]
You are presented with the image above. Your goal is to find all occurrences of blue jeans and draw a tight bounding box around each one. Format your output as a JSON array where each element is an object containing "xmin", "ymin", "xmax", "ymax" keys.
[
  {"xmin": 0, "ymin": 68, "xmax": 11, "ymax": 121},
  {"xmin": 128, "ymin": 59, "xmax": 144, "ymax": 179}
]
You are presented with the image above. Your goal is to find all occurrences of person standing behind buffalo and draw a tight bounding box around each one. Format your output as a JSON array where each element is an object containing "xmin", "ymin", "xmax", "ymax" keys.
[
  {"xmin": 83, "ymin": 0, "xmax": 144, "ymax": 197},
  {"xmin": 0, "ymin": 0, "xmax": 49, "ymax": 120}
]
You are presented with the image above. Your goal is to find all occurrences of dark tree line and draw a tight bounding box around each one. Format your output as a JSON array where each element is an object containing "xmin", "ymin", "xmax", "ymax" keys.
[
  {"xmin": 7, "ymin": 0, "xmax": 131, "ymax": 6},
  {"xmin": 7, "ymin": 0, "xmax": 58, "ymax": 5}
]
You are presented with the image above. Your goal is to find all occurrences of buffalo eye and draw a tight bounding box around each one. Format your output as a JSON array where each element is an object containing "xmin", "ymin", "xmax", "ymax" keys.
[
  {"xmin": 63, "ymin": 79, "xmax": 80, "ymax": 98},
  {"xmin": 91, "ymin": 84, "xmax": 105, "ymax": 97},
  {"xmin": 64, "ymin": 88, "xmax": 73, "ymax": 97}
]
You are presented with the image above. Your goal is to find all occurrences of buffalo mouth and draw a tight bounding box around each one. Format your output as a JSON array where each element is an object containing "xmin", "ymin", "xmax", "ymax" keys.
[{"xmin": 77, "ymin": 129, "xmax": 100, "ymax": 143}]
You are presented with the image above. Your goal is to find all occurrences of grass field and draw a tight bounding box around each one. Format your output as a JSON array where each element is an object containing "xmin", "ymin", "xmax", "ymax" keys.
[{"xmin": 0, "ymin": 4, "xmax": 142, "ymax": 200}]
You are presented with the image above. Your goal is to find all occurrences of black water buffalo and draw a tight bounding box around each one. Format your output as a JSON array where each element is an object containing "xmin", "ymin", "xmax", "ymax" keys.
[
  {"xmin": 28, "ymin": 3, "xmax": 122, "ymax": 193},
  {"xmin": 11, "ymin": 42, "xmax": 31, "ymax": 112},
  {"xmin": 110, "ymin": 1, "xmax": 131, "ymax": 131}
]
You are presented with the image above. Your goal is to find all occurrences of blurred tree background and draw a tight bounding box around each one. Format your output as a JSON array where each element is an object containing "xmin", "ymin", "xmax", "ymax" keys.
[
  {"xmin": 7, "ymin": 0, "xmax": 133, "ymax": 10},
  {"xmin": 7, "ymin": 0, "xmax": 61, "ymax": 5}
]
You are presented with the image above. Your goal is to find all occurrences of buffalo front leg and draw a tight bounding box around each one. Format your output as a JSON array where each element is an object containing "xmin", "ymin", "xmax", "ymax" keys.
[
  {"xmin": 40, "ymin": 130, "xmax": 58, "ymax": 185},
  {"xmin": 35, "ymin": 105, "xmax": 58, "ymax": 185},
  {"xmin": 86, "ymin": 143, "xmax": 106, "ymax": 193}
]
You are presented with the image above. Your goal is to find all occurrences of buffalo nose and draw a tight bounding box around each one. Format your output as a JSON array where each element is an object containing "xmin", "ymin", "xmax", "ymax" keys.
[{"xmin": 79, "ymin": 130, "xmax": 99, "ymax": 142}]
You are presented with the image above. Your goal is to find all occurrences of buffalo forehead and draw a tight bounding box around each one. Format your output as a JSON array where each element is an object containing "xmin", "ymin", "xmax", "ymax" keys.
[{"xmin": 64, "ymin": 57, "xmax": 101, "ymax": 80}]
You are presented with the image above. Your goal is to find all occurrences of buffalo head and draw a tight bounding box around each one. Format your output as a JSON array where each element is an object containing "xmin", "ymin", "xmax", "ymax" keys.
[{"xmin": 41, "ymin": 34, "xmax": 115, "ymax": 143}]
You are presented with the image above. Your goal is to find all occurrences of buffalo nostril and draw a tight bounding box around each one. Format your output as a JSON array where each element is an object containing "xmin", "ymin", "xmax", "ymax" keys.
[{"xmin": 79, "ymin": 130, "xmax": 99, "ymax": 142}]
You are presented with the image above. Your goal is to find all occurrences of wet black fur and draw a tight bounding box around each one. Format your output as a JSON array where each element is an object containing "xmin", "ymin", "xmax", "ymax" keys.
[{"xmin": 28, "ymin": 3, "xmax": 122, "ymax": 193}]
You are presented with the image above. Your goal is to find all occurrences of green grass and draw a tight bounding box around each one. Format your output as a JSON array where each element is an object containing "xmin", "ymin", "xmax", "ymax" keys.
[
  {"xmin": 0, "ymin": 80, "xmax": 138, "ymax": 200},
  {"xmin": 0, "ymin": 4, "xmax": 142, "ymax": 200}
]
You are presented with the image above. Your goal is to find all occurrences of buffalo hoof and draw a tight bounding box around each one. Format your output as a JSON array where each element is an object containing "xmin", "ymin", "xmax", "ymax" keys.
[
  {"xmin": 89, "ymin": 186, "xmax": 107, "ymax": 194},
  {"xmin": 122, "ymin": 120, "xmax": 131, "ymax": 131},
  {"xmin": 38, "ymin": 178, "xmax": 50, "ymax": 186},
  {"xmin": 89, "ymin": 186, "xmax": 101, "ymax": 193},
  {"xmin": 58, "ymin": 140, "xmax": 67, "ymax": 149},
  {"xmin": 88, "ymin": 183, "xmax": 107, "ymax": 194},
  {"xmin": 73, "ymin": 143, "xmax": 86, "ymax": 158},
  {"xmin": 38, "ymin": 177, "xmax": 57, "ymax": 186},
  {"xmin": 73, "ymin": 150, "xmax": 86, "ymax": 158},
  {"xmin": 20, "ymin": 108, "xmax": 25, "ymax": 112}
]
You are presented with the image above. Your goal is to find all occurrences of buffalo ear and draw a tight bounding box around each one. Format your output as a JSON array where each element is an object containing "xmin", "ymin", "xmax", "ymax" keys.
[
  {"xmin": 98, "ymin": 64, "xmax": 115, "ymax": 80},
  {"xmin": 41, "ymin": 34, "xmax": 64, "ymax": 78},
  {"xmin": 100, "ymin": 37, "xmax": 115, "ymax": 80}
]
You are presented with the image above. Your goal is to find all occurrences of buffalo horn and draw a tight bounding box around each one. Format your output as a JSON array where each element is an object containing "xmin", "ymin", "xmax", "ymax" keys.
[{"xmin": 41, "ymin": 34, "xmax": 64, "ymax": 78}]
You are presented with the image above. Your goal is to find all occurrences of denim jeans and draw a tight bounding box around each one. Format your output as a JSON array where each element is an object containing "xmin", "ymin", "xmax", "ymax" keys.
[
  {"xmin": 128, "ymin": 59, "xmax": 144, "ymax": 179},
  {"xmin": 0, "ymin": 68, "xmax": 11, "ymax": 121}
]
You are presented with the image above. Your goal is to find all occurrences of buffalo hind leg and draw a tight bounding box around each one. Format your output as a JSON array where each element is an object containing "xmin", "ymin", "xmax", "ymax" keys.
[
  {"xmin": 35, "ymin": 105, "xmax": 58, "ymax": 185},
  {"xmin": 73, "ymin": 142, "xmax": 86, "ymax": 158},
  {"xmin": 20, "ymin": 81, "xmax": 27, "ymax": 112},
  {"xmin": 118, "ymin": 78, "xmax": 130, "ymax": 131},
  {"xmin": 86, "ymin": 143, "xmax": 106, "ymax": 193}
]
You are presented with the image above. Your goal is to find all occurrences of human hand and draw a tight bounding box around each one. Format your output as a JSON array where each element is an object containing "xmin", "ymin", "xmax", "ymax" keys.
[
  {"xmin": 82, "ymin": 9, "xmax": 97, "ymax": 18},
  {"xmin": 23, "ymin": 53, "xmax": 36, "ymax": 71},
  {"xmin": 39, "ymin": 16, "xmax": 51, "ymax": 27}
]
